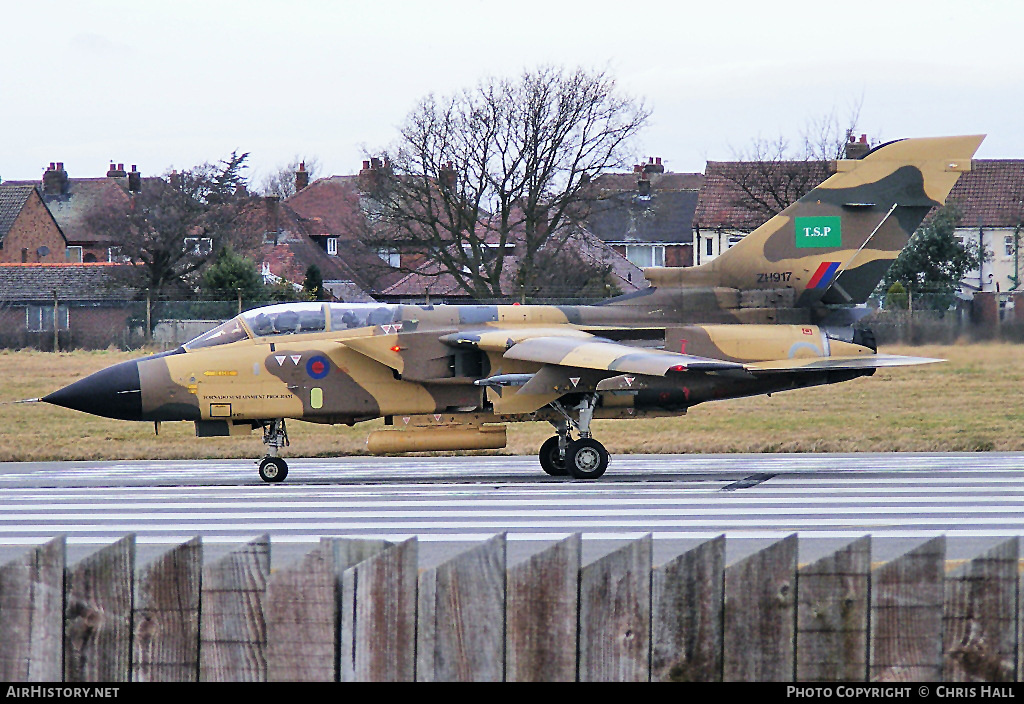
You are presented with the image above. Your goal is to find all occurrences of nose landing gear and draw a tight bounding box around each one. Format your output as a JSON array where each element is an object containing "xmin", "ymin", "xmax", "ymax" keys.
[{"xmin": 258, "ymin": 419, "xmax": 289, "ymax": 483}]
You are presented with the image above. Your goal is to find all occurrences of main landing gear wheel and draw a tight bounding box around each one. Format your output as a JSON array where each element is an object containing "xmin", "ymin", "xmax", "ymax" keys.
[
  {"xmin": 539, "ymin": 435, "xmax": 568, "ymax": 476},
  {"xmin": 259, "ymin": 456, "xmax": 288, "ymax": 483},
  {"xmin": 565, "ymin": 438, "xmax": 609, "ymax": 480}
]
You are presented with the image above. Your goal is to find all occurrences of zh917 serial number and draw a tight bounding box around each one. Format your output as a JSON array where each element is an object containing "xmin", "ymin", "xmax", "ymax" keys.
[{"xmin": 757, "ymin": 271, "xmax": 792, "ymax": 283}]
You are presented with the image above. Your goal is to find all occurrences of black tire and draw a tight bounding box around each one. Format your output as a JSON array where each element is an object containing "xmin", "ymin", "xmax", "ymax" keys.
[
  {"xmin": 539, "ymin": 435, "xmax": 568, "ymax": 476},
  {"xmin": 259, "ymin": 457, "xmax": 288, "ymax": 483},
  {"xmin": 565, "ymin": 438, "xmax": 609, "ymax": 480}
]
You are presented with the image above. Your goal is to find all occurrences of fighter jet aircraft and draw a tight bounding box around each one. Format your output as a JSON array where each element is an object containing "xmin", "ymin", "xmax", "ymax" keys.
[{"xmin": 42, "ymin": 135, "xmax": 983, "ymax": 481}]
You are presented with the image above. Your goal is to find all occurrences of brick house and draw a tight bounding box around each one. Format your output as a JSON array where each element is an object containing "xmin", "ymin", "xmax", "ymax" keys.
[
  {"xmin": 0, "ymin": 263, "xmax": 138, "ymax": 349},
  {"xmin": 0, "ymin": 184, "xmax": 67, "ymax": 264},
  {"xmin": 944, "ymin": 159, "xmax": 1024, "ymax": 295},
  {"xmin": 585, "ymin": 158, "xmax": 705, "ymax": 269},
  {"xmin": 694, "ymin": 159, "xmax": 832, "ymax": 265},
  {"xmin": 4, "ymin": 162, "xmax": 147, "ymax": 263}
]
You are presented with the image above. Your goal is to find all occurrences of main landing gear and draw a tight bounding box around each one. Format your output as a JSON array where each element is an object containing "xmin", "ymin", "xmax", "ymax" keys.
[
  {"xmin": 538, "ymin": 395, "xmax": 609, "ymax": 480},
  {"xmin": 258, "ymin": 419, "xmax": 289, "ymax": 483}
]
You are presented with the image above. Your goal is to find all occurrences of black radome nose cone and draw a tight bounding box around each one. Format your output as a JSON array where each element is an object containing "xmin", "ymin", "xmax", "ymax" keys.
[{"xmin": 43, "ymin": 359, "xmax": 143, "ymax": 421}]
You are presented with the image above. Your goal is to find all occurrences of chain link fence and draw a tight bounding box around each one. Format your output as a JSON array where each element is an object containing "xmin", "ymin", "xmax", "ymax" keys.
[{"xmin": 1, "ymin": 292, "xmax": 1021, "ymax": 351}]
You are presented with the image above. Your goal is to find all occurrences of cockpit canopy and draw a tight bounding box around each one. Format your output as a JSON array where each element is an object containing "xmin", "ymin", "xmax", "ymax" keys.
[{"xmin": 184, "ymin": 302, "xmax": 402, "ymax": 350}]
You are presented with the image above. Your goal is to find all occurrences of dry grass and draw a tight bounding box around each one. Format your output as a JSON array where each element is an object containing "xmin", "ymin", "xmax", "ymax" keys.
[{"xmin": 0, "ymin": 342, "xmax": 1021, "ymax": 462}]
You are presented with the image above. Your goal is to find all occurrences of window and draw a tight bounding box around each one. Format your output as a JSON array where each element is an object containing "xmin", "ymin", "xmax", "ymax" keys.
[
  {"xmin": 326, "ymin": 237, "xmax": 338, "ymax": 256},
  {"xmin": 1006, "ymin": 236, "xmax": 1015, "ymax": 257},
  {"xmin": 26, "ymin": 305, "xmax": 69, "ymax": 332},
  {"xmin": 108, "ymin": 247, "xmax": 129, "ymax": 263},
  {"xmin": 66, "ymin": 246, "xmax": 83, "ymax": 263},
  {"xmin": 184, "ymin": 237, "xmax": 213, "ymax": 256},
  {"xmin": 705, "ymin": 238, "xmax": 713, "ymax": 257},
  {"xmin": 377, "ymin": 248, "xmax": 400, "ymax": 267},
  {"xmin": 624, "ymin": 245, "xmax": 665, "ymax": 268}
]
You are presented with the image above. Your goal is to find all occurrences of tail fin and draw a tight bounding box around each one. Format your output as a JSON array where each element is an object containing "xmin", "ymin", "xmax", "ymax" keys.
[{"xmin": 645, "ymin": 135, "xmax": 985, "ymax": 305}]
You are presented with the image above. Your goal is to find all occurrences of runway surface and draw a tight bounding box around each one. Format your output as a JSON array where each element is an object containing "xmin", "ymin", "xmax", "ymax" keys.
[{"xmin": 1, "ymin": 452, "xmax": 1024, "ymax": 565}]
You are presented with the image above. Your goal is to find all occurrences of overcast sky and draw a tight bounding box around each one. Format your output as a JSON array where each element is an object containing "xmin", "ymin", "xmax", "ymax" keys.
[{"xmin": 2, "ymin": 0, "xmax": 1021, "ymax": 186}]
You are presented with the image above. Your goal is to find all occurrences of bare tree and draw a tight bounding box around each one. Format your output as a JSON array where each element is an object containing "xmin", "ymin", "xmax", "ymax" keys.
[
  {"xmin": 358, "ymin": 66, "xmax": 649, "ymax": 299},
  {"xmin": 257, "ymin": 156, "xmax": 321, "ymax": 199},
  {"xmin": 724, "ymin": 103, "xmax": 867, "ymax": 221},
  {"xmin": 85, "ymin": 151, "xmax": 256, "ymax": 295}
]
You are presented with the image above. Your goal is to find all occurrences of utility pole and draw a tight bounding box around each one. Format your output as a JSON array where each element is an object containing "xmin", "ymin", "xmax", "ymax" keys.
[
  {"xmin": 52, "ymin": 289, "xmax": 59, "ymax": 353},
  {"xmin": 145, "ymin": 289, "xmax": 152, "ymax": 345}
]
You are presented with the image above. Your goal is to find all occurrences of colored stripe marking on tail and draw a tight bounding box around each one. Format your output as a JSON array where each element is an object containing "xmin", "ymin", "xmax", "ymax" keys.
[{"xmin": 807, "ymin": 261, "xmax": 841, "ymax": 289}]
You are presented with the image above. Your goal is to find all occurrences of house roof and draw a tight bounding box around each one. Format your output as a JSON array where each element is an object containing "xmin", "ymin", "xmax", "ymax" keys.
[
  {"xmin": 239, "ymin": 193, "xmax": 402, "ymax": 295},
  {"xmin": 590, "ymin": 171, "xmax": 705, "ymax": 192},
  {"xmin": 0, "ymin": 263, "xmax": 137, "ymax": 302},
  {"xmin": 286, "ymin": 175, "xmax": 365, "ymax": 238},
  {"xmin": 945, "ymin": 159, "xmax": 1024, "ymax": 228},
  {"xmin": 0, "ymin": 185, "xmax": 38, "ymax": 242},
  {"xmin": 2, "ymin": 176, "xmax": 143, "ymax": 246},
  {"xmin": 694, "ymin": 160, "xmax": 831, "ymax": 231},
  {"xmin": 586, "ymin": 171, "xmax": 704, "ymax": 245},
  {"xmin": 381, "ymin": 229, "xmax": 646, "ymax": 300}
]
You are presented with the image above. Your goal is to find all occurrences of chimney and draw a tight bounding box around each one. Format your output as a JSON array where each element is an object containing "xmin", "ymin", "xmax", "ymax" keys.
[
  {"xmin": 42, "ymin": 162, "xmax": 69, "ymax": 196},
  {"xmin": 128, "ymin": 165, "xmax": 141, "ymax": 192},
  {"xmin": 107, "ymin": 162, "xmax": 127, "ymax": 178},
  {"xmin": 265, "ymin": 195, "xmax": 281, "ymax": 236},
  {"xmin": 439, "ymin": 161, "xmax": 457, "ymax": 191},
  {"xmin": 295, "ymin": 161, "xmax": 309, "ymax": 192},
  {"xmin": 844, "ymin": 134, "xmax": 870, "ymax": 160},
  {"xmin": 642, "ymin": 156, "xmax": 665, "ymax": 174},
  {"xmin": 359, "ymin": 157, "xmax": 386, "ymax": 191}
]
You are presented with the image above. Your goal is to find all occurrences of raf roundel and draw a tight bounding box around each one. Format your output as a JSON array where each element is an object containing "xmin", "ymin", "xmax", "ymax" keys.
[{"xmin": 306, "ymin": 355, "xmax": 331, "ymax": 380}]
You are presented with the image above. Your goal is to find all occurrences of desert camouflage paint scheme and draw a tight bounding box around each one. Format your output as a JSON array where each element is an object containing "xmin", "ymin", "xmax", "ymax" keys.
[{"xmin": 43, "ymin": 136, "xmax": 984, "ymax": 481}]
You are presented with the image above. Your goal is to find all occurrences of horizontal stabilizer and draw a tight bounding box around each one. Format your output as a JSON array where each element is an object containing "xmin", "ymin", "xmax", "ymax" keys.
[{"xmin": 745, "ymin": 353, "xmax": 943, "ymax": 373}]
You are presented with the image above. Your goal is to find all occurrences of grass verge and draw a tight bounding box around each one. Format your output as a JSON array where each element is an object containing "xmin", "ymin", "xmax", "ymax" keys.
[{"xmin": 0, "ymin": 342, "xmax": 1020, "ymax": 462}]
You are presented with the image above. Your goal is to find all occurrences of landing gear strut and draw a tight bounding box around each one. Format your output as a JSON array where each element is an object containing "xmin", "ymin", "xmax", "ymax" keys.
[
  {"xmin": 258, "ymin": 419, "xmax": 289, "ymax": 483},
  {"xmin": 538, "ymin": 395, "xmax": 609, "ymax": 480}
]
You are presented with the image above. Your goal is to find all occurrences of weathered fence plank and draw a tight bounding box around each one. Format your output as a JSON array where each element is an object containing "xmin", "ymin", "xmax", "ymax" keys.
[
  {"xmin": 132, "ymin": 538, "xmax": 202, "ymax": 682},
  {"xmin": 338, "ymin": 538, "xmax": 417, "ymax": 682},
  {"xmin": 64, "ymin": 536, "xmax": 135, "ymax": 682},
  {"xmin": 323, "ymin": 538, "xmax": 393, "ymax": 575},
  {"xmin": 943, "ymin": 538, "xmax": 1018, "ymax": 682},
  {"xmin": 416, "ymin": 534, "xmax": 506, "ymax": 682},
  {"xmin": 578, "ymin": 535, "xmax": 652, "ymax": 682},
  {"xmin": 0, "ymin": 537, "xmax": 65, "ymax": 682},
  {"xmin": 723, "ymin": 534, "xmax": 798, "ymax": 682},
  {"xmin": 796, "ymin": 536, "xmax": 871, "ymax": 682},
  {"xmin": 506, "ymin": 534, "xmax": 581, "ymax": 682},
  {"xmin": 870, "ymin": 535, "xmax": 945, "ymax": 682},
  {"xmin": 651, "ymin": 535, "xmax": 725, "ymax": 682},
  {"xmin": 265, "ymin": 546, "xmax": 336, "ymax": 682},
  {"xmin": 199, "ymin": 535, "xmax": 270, "ymax": 682}
]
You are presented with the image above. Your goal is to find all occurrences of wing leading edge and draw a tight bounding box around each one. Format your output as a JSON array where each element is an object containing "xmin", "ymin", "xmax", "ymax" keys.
[{"xmin": 498, "ymin": 335, "xmax": 941, "ymax": 381}]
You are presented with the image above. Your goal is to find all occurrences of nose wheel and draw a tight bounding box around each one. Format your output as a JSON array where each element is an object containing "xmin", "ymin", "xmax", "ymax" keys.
[
  {"xmin": 258, "ymin": 456, "xmax": 288, "ymax": 483},
  {"xmin": 258, "ymin": 418, "xmax": 290, "ymax": 483}
]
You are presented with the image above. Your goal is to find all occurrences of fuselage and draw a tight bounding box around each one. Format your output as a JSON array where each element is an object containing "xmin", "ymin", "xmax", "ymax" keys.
[{"xmin": 43, "ymin": 299, "xmax": 875, "ymax": 430}]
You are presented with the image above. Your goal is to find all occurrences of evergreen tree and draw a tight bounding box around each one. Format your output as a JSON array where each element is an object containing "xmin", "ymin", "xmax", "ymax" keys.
[
  {"xmin": 200, "ymin": 246, "xmax": 266, "ymax": 301},
  {"xmin": 882, "ymin": 204, "xmax": 983, "ymax": 309},
  {"xmin": 303, "ymin": 264, "xmax": 324, "ymax": 300}
]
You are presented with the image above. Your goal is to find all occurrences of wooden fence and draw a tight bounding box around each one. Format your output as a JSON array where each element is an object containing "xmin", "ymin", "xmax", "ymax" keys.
[{"xmin": 0, "ymin": 533, "xmax": 1020, "ymax": 682}]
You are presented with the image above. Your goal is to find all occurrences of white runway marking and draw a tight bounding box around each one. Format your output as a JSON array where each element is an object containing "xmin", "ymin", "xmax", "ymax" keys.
[{"xmin": 1, "ymin": 453, "xmax": 1024, "ymax": 548}]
